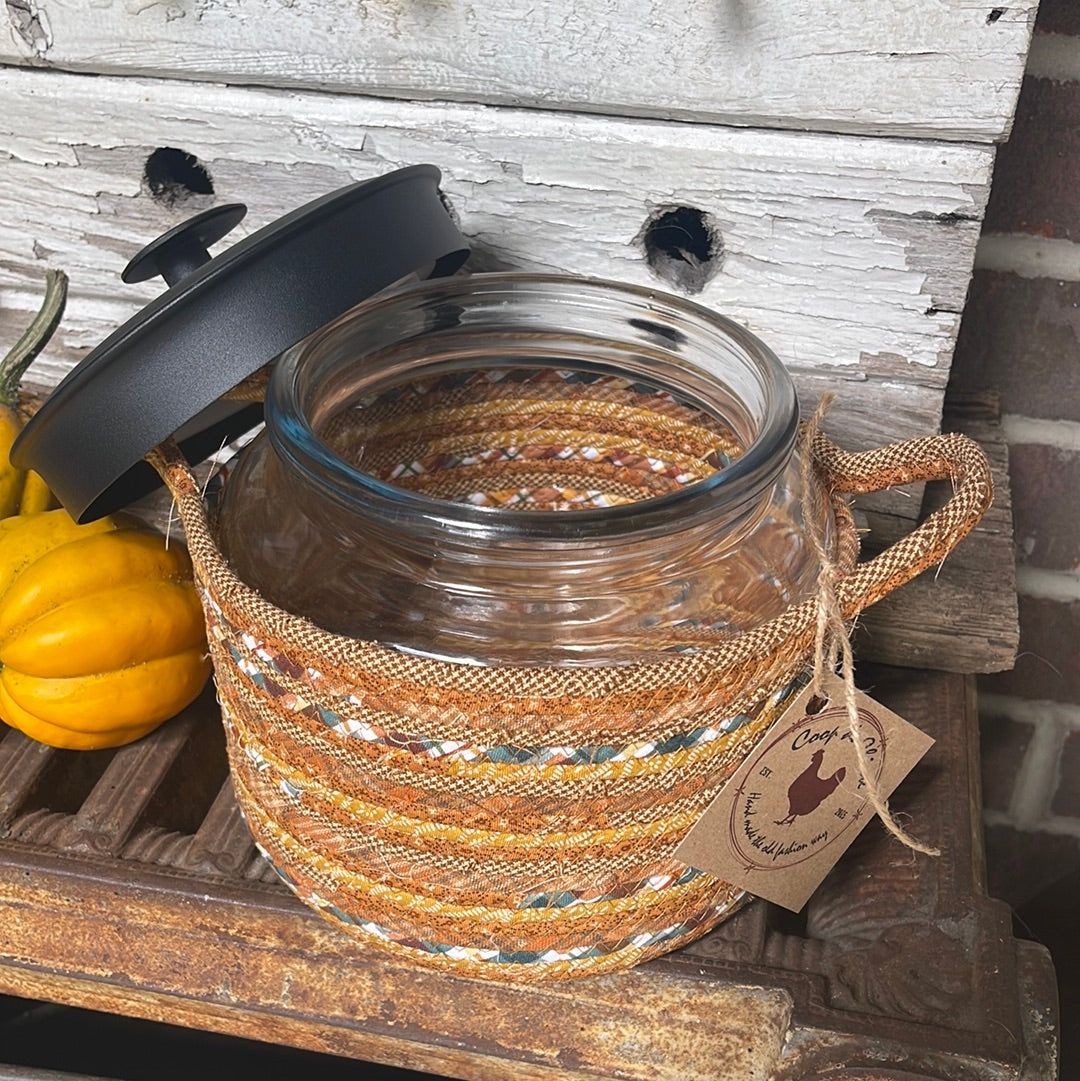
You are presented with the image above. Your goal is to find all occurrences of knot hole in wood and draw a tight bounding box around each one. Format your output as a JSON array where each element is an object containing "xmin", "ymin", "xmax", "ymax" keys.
[
  {"xmin": 637, "ymin": 205, "xmax": 723, "ymax": 295},
  {"xmin": 143, "ymin": 147, "xmax": 215, "ymax": 211}
]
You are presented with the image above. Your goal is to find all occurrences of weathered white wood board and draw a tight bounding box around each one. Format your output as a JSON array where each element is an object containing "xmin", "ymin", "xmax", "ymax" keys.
[
  {"xmin": 0, "ymin": 0, "xmax": 1036, "ymax": 143},
  {"xmin": 0, "ymin": 68, "xmax": 990, "ymax": 374},
  {"xmin": 0, "ymin": 67, "xmax": 996, "ymax": 526}
]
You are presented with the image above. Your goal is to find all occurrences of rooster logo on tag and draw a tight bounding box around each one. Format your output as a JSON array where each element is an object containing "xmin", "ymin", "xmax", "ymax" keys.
[
  {"xmin": 774, "ymin": 748, "xmax": 847, "ymax": 826},
  {"xmin": 723, "ymin": 694, "xmax": 886, "ymax": 878}
]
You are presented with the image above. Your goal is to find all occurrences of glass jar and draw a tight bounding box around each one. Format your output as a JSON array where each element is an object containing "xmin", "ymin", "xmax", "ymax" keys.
[{"xmin": 217, "ymin": 273, "xmax": 830, "ymax": 666}]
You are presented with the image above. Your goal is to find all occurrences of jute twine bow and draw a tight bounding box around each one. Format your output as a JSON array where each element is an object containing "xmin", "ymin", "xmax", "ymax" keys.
[{"xmin": 800, "ymin": 395, "xmax": 940, "ymax": 858}]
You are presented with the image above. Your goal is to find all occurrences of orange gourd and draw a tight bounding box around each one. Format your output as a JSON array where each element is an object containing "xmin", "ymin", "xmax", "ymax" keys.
[{"xmin": 0, "ymin": 510, "xmax": 211, "ymax": 750}]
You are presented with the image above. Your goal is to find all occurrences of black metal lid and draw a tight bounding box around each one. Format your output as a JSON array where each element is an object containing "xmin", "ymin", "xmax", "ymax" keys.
[{"xmin": 12, "ymin": 164, "xmax": 469, "ymax": 522}]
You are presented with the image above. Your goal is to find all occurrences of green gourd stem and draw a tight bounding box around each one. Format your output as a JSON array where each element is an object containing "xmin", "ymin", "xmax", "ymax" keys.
[{"xmin": 1, "ymin": 269, "xmax": 68, "ymax": 407}]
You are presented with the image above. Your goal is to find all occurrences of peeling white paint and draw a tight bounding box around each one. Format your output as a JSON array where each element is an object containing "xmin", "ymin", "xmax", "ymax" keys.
[
  {"xmin": 0, "ymin": 67, "xmax": 992, "ymax": 391},
  {"xmin": 4, "ymin": 0, "xmax": 52, "ymax": 56}
]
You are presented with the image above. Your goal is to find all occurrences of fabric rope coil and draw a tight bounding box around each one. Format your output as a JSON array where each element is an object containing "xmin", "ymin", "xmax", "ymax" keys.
[{"xmin": 147, "ymin": 393, "xmax": 992, "ymax": 982}]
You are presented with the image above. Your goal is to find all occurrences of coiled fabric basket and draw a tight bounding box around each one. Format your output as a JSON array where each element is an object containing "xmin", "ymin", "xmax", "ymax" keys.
[{"xmin": 149, "ymin": 422, "xmax": 992, "ymax": 982}]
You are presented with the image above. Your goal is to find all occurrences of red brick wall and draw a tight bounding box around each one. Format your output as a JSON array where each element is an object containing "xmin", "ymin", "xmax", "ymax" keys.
[{"xmin": 953, "ymin": 0, "xmax": 1080, "ymax": 907}]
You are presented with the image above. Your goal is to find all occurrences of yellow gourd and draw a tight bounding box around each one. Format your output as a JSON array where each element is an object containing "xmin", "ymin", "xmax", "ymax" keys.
[{"xmin": 0, "ymin": 510, "xmax": 212, "ymax": 750}]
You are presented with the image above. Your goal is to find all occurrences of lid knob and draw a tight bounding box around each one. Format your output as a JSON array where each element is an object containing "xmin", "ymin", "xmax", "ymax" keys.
[{"xmin": 122, "ymin": 203, "xmax": 248, "ymax": 286}]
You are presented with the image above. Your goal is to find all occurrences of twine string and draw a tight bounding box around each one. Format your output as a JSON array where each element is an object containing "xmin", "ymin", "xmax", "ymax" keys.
[{"xmin": 801, "ymin": 395, "xmax": 939, "ymax": 858}]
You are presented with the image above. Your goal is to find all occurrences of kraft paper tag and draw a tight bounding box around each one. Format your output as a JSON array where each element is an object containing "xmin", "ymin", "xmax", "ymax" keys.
[{"xmin": 673, "ymin": 675, "xmax": 935, "ymax": 912}]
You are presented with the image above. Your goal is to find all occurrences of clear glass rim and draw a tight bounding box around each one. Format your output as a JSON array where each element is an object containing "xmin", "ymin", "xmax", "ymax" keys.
[{"xmin": 267, "ymin": 272, "xmax": 800, "ymax": 540}]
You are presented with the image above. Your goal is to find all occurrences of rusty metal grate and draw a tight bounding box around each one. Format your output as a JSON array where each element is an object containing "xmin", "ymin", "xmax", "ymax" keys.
[{"xmin": 0, "ymin": 688, "xmax": 276, "ymax": 885}]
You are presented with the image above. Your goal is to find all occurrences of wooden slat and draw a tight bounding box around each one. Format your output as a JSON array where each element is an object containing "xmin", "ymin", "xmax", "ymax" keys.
[
  {"xmin": 0, "ymin": 0, "xmax": 1037, "ymax": 143},
  {"xmin": 61, "ymin": 707, "xmax": 202, "ymax": 857},
  {"xmin": 0, "ymin": 67, "xmax": 991, "ymax": 382},
  {"xmin": 0, "ymin": 731, "xmax": 55, "ymax": 830},
  {"xmin": 180, "ymin": 779, "xmax": 260, "ymax": 878},
  {"xmin": 0, "ymin": 67, "xmax": 992, "ymax": 520}
]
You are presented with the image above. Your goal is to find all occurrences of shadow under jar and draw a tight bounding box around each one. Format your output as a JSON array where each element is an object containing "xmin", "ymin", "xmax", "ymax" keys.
[{"xmin": 217, "ymin": 273, "xmax": 831, "ymax": 667}]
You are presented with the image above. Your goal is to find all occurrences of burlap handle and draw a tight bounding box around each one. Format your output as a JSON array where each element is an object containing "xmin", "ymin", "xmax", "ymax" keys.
[
  {"xmin": 148, "ymin": 429, "xmax": 992, "ymax": 682},
  {"xmin": 808, "ymin": 430, "xmax": 992, "ymax": 617}
]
